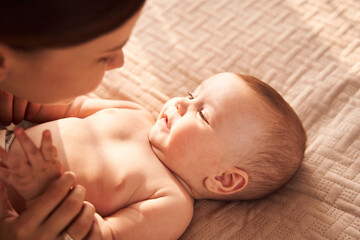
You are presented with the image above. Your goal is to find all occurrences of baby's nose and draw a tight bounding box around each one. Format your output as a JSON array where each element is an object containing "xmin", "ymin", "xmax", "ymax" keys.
[{"xmin": 176, "ymin": 99, "xmax": 188, "ymax": 116}]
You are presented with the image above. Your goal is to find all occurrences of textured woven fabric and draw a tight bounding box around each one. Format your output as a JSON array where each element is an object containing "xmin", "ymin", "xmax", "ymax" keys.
[{"xmin": 92, "ymin": 0, "xmax": 360, "ymax": 239}]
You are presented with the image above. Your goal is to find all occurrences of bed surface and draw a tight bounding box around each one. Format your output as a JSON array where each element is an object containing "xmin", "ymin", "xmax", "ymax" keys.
[{"xmin": 92, "ymin": 0, "xmax": 360, "ymax": 239}]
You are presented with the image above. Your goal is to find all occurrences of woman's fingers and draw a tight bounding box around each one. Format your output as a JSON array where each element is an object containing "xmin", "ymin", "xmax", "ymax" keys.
[
  {"xmin": 17, "ymin": 172, "xmax": 77, "ymax": 231},
  {"xmin": 0, "ymin": 89, "xmax": 13, "ymax": 126},
  {"xmin": 66, "ymin": 201, "xmax": 96, "ymax": 240},
  {"xmin": 24, "ymin": 102, "xmax": 42, "ymax": 121},
  {"xmin": 85, "ymin": 214, "xmax": 103, "ymax": 240},
  {"xmin": 1, "ymin": 172, "xmax": 87, "ymax": 240},
  {"xmin": 12, "ymin": 97, "xmax": 28, "ymax": 125},
  {"xmin": 44, "ymin": 185, "xmax": 86, "ymax": 236},
  {"xmin": 0, "ymin": 89, "xmax": 40, "ymax": 125},
  {"xmin": 0, "ymin": 179, "xmax": 18, "ymax": 220}
]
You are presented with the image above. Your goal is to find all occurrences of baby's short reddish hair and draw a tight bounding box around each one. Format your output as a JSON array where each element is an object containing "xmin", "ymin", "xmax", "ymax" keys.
[{"xmin": 233, "ymin": 74, "xmax": 307, "ymax": 200}]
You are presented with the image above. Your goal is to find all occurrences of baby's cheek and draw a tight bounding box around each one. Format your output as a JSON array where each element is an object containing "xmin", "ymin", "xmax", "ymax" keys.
[
  {"xmin": 168, "ymin": 132, "xmax": 192, "ymax": 158},
  {"xmin": 169, "ymin": 134, "xmax": 188, "ymax": 155}
]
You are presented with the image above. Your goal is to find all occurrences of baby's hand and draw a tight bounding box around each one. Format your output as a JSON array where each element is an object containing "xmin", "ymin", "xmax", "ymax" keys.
[{"xmin": 0, "ymin": 128, "xmax": 63, "ymax": 203}]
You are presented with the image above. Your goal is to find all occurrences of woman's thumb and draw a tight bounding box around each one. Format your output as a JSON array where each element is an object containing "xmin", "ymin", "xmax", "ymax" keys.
[{"xmin": 0, "ymin": 180, "xmax": 17, "ymax": 219}]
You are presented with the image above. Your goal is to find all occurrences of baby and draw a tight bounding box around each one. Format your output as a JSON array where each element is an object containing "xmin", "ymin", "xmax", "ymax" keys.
[{"xmin": 0, "ymin": 72, "xmax": 306, "ymax": 239}]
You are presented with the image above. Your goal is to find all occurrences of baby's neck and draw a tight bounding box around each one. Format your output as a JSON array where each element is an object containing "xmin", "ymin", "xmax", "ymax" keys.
[
  {"xmin": 148, "ymin": 141, "xmax": 198, "ymax": 198},
  {"xmin": 172, "ymin": 173, "xmax": 199, "ymax": 199}
]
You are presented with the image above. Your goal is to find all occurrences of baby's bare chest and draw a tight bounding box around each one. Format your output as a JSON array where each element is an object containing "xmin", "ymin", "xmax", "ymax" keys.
[
  {"xmin": 56, "ymin": 110, "xmax": 162, "ymax": 216},
  {"xmin": 12, "ymin": 109, "xmax": 169, "ymax": 216}
]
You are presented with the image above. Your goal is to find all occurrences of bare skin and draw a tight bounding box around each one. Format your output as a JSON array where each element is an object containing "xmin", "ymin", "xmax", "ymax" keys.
[
  {"xmin": 4, "ymin": 100, "xmax": 194, "ymax": 240},
  {"xmin": 1, "ymin": 73, "xmax": 269, "ymax": 239}
]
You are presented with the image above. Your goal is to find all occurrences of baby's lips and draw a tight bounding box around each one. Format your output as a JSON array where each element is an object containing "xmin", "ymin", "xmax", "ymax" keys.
[
  {"xmin": 164, "ymin": 113, "xmax": 170, "ymax": 129},
  {"xmin": 159, "ymin": 112, "xmax": 170, "ymax": 131}
]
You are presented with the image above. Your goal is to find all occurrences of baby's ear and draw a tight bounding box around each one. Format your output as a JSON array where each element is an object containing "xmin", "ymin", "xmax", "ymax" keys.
[{"xmin": 204, "ymin": 166, "xmax": 248, "ymax": 195}]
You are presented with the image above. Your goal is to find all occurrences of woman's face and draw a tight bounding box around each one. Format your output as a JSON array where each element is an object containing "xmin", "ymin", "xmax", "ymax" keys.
[{"xmin": 1, "ymin": 9, "xmax": 142, "ymax": 104}]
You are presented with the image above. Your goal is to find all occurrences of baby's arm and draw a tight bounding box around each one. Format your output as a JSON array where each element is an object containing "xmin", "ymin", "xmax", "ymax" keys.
[
  {"xmin": 97, "ymin": 193, "xmax": 194, "ymax": 240},
  {"xmin": 0, "ymin": 88, "xmax": 148, "ymax": 125},
  {"xmin": 26, "ymin": 96, "xmax": 153, "ymax": 123},
  {"xmin": 0, "ymin": 128, "xmax": 62, "ymax": 206}
]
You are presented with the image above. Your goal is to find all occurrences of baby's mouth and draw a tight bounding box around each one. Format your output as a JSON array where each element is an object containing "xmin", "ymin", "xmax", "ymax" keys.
[{"xmin": 161, "ymin": 113, "xmax": 170, "ymax": 131}]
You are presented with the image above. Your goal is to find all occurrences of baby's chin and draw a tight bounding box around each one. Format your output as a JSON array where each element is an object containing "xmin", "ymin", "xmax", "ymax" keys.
[{"xmin": 147, "ymin": 134, "xmax": 163, "ymax": 160}]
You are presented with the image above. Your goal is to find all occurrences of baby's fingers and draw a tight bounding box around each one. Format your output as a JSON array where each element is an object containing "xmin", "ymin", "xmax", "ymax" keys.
[
  {"xmin": 0, "ymin": 160, "xmax": 29, "ymax": 188},
  {"xmin": 0, "ymin": 167, "xmax": 15, "ymax": 185},
  {"xmin": 14, "ymin": 128, "xmax": 43, "ymax": 169},
  {"xmin": 40, "ymin": 130, "xmax": 58, "ymax": 161},
  {"xmin": 0, "ymin": 147, "xmax": 30, "ymax": 175}
]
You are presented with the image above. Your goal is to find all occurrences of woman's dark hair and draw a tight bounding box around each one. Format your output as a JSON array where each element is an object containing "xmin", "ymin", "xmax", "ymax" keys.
[{"xmin": 0, "ymin": 0, "xmax": 145, "ymax": 50}]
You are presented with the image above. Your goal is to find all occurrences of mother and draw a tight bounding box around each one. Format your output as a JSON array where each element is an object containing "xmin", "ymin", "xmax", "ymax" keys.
[{"xmin": 0, "ymin": 1, "xmax": 145, "ymax": 239}]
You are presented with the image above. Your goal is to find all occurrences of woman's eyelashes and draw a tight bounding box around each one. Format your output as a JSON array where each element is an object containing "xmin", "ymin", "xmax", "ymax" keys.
[
  {"xmin": 186, "ymin": 92, "xmax": 209, "ymax": 124},
  {"xmin": 98, "ymin": 54, "xmax": 115, "ymax": 63}
]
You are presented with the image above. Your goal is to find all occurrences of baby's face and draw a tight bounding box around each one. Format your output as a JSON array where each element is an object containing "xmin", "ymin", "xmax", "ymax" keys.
[{"xmin": 149, "ymin": 73, "xmax": 269, "ymax": 195}]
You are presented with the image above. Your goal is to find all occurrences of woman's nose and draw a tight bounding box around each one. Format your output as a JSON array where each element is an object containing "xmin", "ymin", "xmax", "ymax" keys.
[{"xmin": 106, "ymin": 51, "xmax": 125, "ymax": 71}]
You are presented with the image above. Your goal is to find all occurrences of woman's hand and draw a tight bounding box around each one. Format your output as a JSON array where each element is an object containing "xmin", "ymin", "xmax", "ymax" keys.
[
  {"xmin": 0, "ymin": 129, "xmax": 101, "ymax": 239},
  {"xmin": 0, "ymin": 175, "xmax": 102, "ymax": 240},
  {"xmin": 0, "ymin": 172, "xmax": 100, "ymax": 240},
  {"xmin": 0, "ymin": 88, "xmax": 41, "ymax": 126}
]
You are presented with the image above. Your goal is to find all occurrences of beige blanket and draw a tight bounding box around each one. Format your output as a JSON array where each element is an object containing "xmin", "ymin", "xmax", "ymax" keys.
[{"xmin": 92, "ymin": 0, "xmax": 360, "ymax": 239}]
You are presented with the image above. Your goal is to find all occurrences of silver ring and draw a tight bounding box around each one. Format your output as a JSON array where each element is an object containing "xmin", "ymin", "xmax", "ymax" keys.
[{"xmin": 63, "ymin": 231, "xmax": 74, "ymax": 240}]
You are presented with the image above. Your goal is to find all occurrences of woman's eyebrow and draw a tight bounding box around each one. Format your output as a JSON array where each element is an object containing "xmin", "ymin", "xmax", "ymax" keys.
[{"xmin": 103, "ymin": 39, "xmax": 129, "ymax": 52}]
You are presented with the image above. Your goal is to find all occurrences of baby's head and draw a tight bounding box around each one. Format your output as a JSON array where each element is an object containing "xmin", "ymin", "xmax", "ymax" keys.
[{"xmin": 149, "ymin": 72, "xmax": 306, "ymax": 200}]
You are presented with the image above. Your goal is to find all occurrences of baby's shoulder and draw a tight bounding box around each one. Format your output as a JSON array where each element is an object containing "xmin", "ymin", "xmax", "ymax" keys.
[
  {"xmin": 88, "ymin": 103, "xmax": 154, "ymax": 131},
  {"xmin": 149, "ymin": 173, "xmax": 194, "ymax": 213},
  {"xmin": 99, "ymin": 102, "xmax": 154, "ymax": 124},
  {"xmin": 148, "ymin": 180, "xmax": 194, "ymax": 236}
]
